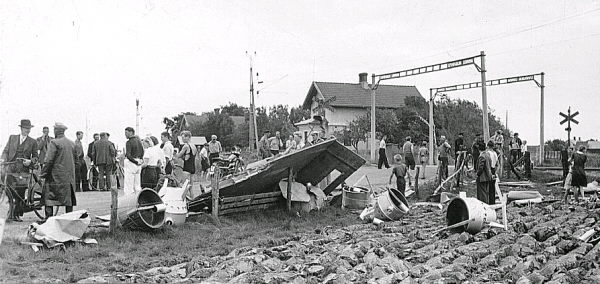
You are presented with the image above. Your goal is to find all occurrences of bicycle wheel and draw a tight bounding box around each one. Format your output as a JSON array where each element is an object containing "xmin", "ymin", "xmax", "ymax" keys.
[
  {"xmin": 28, "ymin": 175, "xmax": 44, "ymax": 220},
  {"xmin": 88, "ymin": 167, "xmax": 98, "ymax": 191},
  {"xmin": 4, "ymin": 185, "xmax": 16, "ymax": 219}
]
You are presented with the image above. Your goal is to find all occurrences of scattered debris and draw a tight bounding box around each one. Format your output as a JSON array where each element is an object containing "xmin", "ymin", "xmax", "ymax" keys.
[
  {"xmin": 117, "ymin": 189, "xmax": 166, "ymax": 231},
  {"xmin": 188, "ymin": 140, "xmax": 365, "ymax": 214},
  {"xmin": 374, "ymin": 189, "xmax": 409, "ymax": 221},
  {"xmin": 26, "ymin": 210, "xmax": 97, "ymax": 250},
  {"xmin": 507, "ymin": 191, "xmax": 543, "ymax": 202},
  {"xmin": 158, "ymin": 179, "xmax": 190, "ymax": 226}
]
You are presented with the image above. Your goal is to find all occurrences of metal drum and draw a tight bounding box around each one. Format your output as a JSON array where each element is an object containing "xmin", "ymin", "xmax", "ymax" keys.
[
  {"xmin": 117, "ymin": 189, "xmax": 166, "ymax": 231},
  {"xmin": 447, "ymin": 197, "xmax": 497, "ymax": 234},
  {"xmin": 374, "ymin": 189, "xmax": 409, "ymax": 221},
  {"xmin": 342, "ymin": 186, "xmax": 370, "ymax": 210}
]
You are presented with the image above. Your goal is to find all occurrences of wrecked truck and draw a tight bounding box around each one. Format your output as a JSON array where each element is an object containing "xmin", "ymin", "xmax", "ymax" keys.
[{"xmin": 188, "ymin": 139, "xmax": 366, "ymax": 215}]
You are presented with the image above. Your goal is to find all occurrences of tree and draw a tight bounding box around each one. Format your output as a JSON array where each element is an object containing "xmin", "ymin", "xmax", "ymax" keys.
[
  {"xmin": 545, "ymin": 139, "xmax": 567, "ymax": 151},
  {"xmin": 221, "ymin": 102, "xmax": 247, "ymax": 116}
]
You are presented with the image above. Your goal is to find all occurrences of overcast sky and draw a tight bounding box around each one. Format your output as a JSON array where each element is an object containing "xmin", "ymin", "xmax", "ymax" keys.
[{"xmin": 1, "ymin": 0, "xmax": 599, "ymax": 149}]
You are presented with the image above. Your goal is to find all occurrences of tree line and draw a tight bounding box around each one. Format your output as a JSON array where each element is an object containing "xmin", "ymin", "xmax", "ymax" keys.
[{"xmin": 162, "ymin": 103, "xmax": 311, "ymax": 149}]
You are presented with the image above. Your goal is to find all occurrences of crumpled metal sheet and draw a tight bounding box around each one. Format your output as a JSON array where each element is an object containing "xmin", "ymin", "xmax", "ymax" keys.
[{"xmin": 28, "ymin": 210, "xmax": 94, "ymax": 249}]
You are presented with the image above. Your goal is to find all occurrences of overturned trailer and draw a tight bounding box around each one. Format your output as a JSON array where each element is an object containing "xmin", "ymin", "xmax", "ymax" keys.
[{"xmin": 188, "ymin": 139, "xmax": 366, "ymax": 215}]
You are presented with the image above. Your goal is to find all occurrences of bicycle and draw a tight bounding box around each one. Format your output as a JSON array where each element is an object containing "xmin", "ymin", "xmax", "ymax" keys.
[
  {"xmin": 88, "ymin": 161, "xmax": 124, "ymax": 191},
  {"xmin": 0, "ymin": 160, "xmax": 44, "ymax": 220}
]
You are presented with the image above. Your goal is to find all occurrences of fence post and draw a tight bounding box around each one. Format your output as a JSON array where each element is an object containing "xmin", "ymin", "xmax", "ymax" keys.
[{"xmin": 211, "ymin": 167, "xmax": 220, "ymax": 224}]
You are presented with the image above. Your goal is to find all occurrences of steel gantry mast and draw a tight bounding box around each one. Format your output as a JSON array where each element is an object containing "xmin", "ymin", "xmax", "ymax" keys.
[
  {"xmin": 430, "ymin": 72, "xmax": 545, "ymax": 165},
  {"xmin": 370, "ymin": 51, "xmax": 488, "ymax": 162}
]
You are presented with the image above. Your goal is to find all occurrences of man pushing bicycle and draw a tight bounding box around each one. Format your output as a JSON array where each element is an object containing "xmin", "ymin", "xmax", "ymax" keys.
[{"xmin": 1, "ymin": 119, "xmax": 38, "ymax": 222}]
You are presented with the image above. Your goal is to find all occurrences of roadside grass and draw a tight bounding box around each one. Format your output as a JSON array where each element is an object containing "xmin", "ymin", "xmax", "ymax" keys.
[{"xmin": 0, "ymin": 206, "xmax": 358, "ymax": 283}]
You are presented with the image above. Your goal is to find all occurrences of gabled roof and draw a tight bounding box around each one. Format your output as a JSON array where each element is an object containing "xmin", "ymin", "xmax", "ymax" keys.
[
  {"xmin": 302, "ymin": 82, "xmax": 422, "ymax": 109},
  {"xmin": 180, "ymin": 114, "xmax": 208, "ymax": 131}
]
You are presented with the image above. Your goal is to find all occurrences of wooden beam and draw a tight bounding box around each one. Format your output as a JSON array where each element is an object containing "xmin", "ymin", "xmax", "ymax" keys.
[
  {"xmin": 221, "ymin": 191, "xmax": 282, "ymax": 203},
  {"xmin": 220, "ymin": 196, "xmax": 283, "ymax": 210},
  {"xmin": 220, "ymin": 202, "xmax": 282, "ymax": 215}
]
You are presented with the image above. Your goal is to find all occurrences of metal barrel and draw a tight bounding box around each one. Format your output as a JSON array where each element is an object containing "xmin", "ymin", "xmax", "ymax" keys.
[
  {"xmin": 446, "ymin": 197, "xmax": 497, "ymax": 234},
  {"xmin": 374, "ymin": 189, "xmax": 409, "ymax": 221},
  {"xmin": 117, "ymin": 188, "xmax": 166, "ymax": 231},
  {"xmin": 342, "ymin": 186, "xmax": 370, "ymax": 210}
]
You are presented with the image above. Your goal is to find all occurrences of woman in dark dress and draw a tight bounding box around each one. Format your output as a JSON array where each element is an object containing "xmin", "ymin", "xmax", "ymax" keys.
[{"xmin": 570, "ymin": 146, "xmax": 587, "ymax": 203}]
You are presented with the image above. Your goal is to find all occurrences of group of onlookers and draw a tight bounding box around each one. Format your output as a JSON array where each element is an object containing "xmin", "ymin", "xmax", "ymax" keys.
[{"xmin": 257, "ymin": 129, "xmax": 325, "ymax": 159}]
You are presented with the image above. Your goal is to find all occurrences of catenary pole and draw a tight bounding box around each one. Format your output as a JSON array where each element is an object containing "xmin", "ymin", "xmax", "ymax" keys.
[
  {"xmin": 429, "ymin": 89, "xmax": 435, "ymax": 165},
  {"xmin": 539, "ymin": 72, "xmax": 545, "ymax": 165},
  {"xmin": 480, "ymin": 51, "xmax": 490, "ymax": 141},
  {"xmin": 370, "ymin": 74, "xmax": 376, "ymax": 163}
]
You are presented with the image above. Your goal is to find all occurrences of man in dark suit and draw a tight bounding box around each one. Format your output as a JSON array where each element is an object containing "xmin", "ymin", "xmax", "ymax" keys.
[
  {"xmin": 74, "ymin": 131, "xmax": 89, "ymax": 192},
  {"xmin": 92, "ymin": 132, "xmax": 116, "ymax": 191},
  {"xmin": 86, "ymin": 133, "xmax": 100, "ymax": 190},
  {"xmin": 36, "ymin": 126, "xmax": 53, "ymax": 167},
  {"xmin": 1, "ymin": 119, "xmax": 39, "ymax": 222}
]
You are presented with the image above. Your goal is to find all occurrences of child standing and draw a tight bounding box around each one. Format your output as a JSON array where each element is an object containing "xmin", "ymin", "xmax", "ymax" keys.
[{"xmin": 389, "ymin": 154, "xmax": 409, "ymax": 196}]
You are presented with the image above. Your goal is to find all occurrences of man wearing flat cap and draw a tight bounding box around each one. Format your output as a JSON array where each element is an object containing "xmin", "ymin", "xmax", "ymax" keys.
[
  {"xmin": 40, "ymin": 122, "xmax": 77, "ymax": 219},
  {"xmin": 1, "ymin": 119, "xmax": 38, "ymax": 222}
]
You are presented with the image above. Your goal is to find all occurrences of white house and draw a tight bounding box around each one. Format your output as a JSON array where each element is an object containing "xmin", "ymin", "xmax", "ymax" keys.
[{"xmin": 297, "ymin": 73, "xmax": 422, "ymax": 144}]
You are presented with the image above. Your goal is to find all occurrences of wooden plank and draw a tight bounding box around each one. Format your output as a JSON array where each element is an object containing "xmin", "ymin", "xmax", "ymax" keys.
[
  {"xmin": 220, "ymin": 196, "xmax": 283, "ymax": 210},
  {"xmin": 219, "ymin": 202, "xmax": 283, "ymax": 215},
  {"xmin": 221, "ymin": 191, "xmax": 282, "ymax": 203}
]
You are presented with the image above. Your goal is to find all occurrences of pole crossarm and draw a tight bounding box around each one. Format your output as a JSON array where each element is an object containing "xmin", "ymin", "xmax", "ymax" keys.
[
  {"xmin": 373, "ymin": 55, "xmax": 483, "ymax": 90},
  {"xmin": 431, "ymin": 73, "xmax": 544, "ymax": 94}
]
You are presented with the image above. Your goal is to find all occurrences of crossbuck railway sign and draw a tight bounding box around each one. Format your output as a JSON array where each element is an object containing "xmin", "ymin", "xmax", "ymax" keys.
[{"xmin": 560, "ymin": 106, "xmax": 579, "ymax": 144}]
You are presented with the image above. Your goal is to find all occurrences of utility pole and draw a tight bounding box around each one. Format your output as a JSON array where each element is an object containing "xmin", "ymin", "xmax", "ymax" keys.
[
  {"xmin": 370, "ymin": 74, "xmax": 376, "ymax": 163},
  {"xmin": 246, "ymin": 51, "xmax": 259, "ymax": 152},
  {"xmin": 480, "ymin": 51, "xmax": 490, "ymax": 141},
  {"xmin": 135, "ymin": 98, "xmax": 140, "ymax": 135}
]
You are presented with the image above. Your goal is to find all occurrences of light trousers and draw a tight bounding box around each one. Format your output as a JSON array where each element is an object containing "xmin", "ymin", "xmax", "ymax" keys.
[{"xmin": 124, "ymin": 159, "xmax": 141, "ymax": 195}]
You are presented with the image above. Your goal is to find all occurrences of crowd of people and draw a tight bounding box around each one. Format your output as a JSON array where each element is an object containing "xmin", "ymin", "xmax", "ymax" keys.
[
  {"xmin": 384, "ymin": 129, "xmax": 540, "ymax": 206},
  {"xmin": 0, "ymin": 118, "xmax": 335, "ymax": 222}
]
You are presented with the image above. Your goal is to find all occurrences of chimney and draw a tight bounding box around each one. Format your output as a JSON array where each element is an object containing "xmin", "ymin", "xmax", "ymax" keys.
[
  {"xmin": 214, "ymin": 108, "xmax": 220, "ymax": 114},
  {"xmin": 359, "ymin": 72, "xmax": 369, "ymax": 89}
]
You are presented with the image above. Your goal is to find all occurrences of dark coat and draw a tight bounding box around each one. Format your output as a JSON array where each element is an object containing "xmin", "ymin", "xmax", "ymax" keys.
[
  {"xmin": 476, "ymin": 150, "xmax": 494, "ymax": 183},
  {"xmin": 41, "ymin": 135, "xmax": 77, "ymax": 206},
  {"xmin": 1, "ymin": 135, "xmax": 38, "ymax": 172},
  {"xmin": 92, "ymin": 139, "xmax": 116, "ymax": 165},
  {"xmin": 37, "ymin": 135, "xmax": 53, "ymax": 164}
]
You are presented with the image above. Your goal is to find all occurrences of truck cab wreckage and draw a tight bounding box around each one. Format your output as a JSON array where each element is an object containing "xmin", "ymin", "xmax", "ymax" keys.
[{"xmin": 188, "ymin": 139, "xmax": 366, "ymax": 216}]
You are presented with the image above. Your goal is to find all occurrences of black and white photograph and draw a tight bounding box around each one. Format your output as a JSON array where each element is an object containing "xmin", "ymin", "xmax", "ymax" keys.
[{"xmin": 1, "ymin": 1, "xmax": 600, "ymax": 283}]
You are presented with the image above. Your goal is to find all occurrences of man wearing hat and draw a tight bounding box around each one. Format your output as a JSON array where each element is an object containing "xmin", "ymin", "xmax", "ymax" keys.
[
  {"xmin": 509, "ymin": 132, "xmax": 523, "ymax": 165},
  {"xmin": 308, "ymin": 130, "xmax": 324, "ymax": 146},
  {"xmin": 1, "ymin": 119, "xmax": 39, "ymax": 221},
  {"xmin": 40, "ymin": 122, "xmax": 77, "ymax": 219}
]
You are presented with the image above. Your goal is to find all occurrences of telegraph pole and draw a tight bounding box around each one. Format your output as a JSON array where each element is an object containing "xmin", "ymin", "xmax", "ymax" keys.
[
  {"xmin": 428, "ymin": 89, "xmax": 435, "ymax": 165},
  {"xmin": 370, "ymin": 74, "xmax": 376, "ymax": 163},
  {"xmin": 539, "ymin": 72, "xmax": 545, "ymax": 165},
  {"xmin": 246, "ymin": 51, "xmax": 259, "ymax": 152}
]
